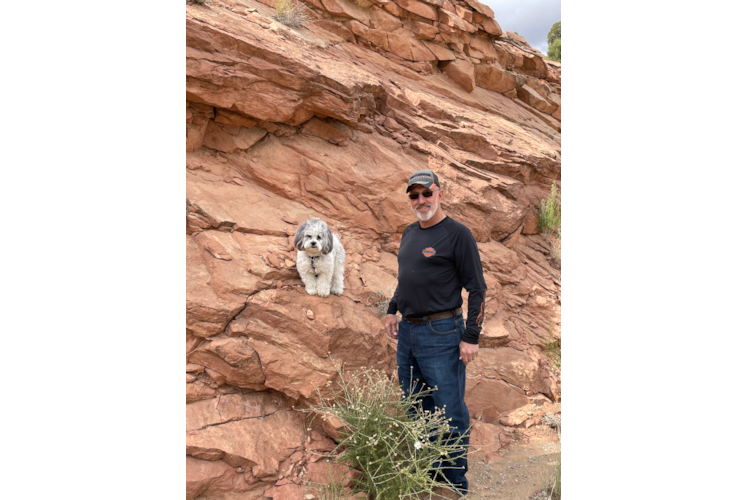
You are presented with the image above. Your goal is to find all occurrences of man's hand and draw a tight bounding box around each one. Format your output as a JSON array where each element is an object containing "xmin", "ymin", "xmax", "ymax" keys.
[
  {"xmin": 385, "ymin": 314, "xmax": 399, "ymax": 339},
  {"xmin": 459, "ymin": 341, "xmax": 479, "ymax": 365}
]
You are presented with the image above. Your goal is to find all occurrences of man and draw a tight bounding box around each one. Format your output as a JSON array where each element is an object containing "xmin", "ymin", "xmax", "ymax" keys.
[{"xmin": 385, "ymin": 169, "xmax": 487, "ymax": 497}]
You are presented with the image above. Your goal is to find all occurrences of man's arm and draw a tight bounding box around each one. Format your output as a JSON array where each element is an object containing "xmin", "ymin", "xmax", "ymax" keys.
[
  {"xmin": 462, "ymin": 288, "xmax": 486, "ymax": 344},
  {"xmin": 386, "ymin": 284, "xmax": 399, "ymax": 316},
  {"xmin": 385, "ymin": 285, "xmax": 399, "ymax": 339},
  {"xmin": 454, "ymin": 226, "xmax": 487, "ymax": 345}
]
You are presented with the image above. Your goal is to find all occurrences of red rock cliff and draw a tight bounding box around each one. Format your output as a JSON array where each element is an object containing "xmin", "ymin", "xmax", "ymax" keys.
[{"xmin": 186, "ymin": 0, "xmax": 561, "ymax": 497}]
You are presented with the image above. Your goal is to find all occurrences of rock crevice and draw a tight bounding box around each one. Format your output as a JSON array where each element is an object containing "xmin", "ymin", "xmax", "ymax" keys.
[{"xmin": 186, "ymin": 1, "xmax": 560, "ymax": 497}]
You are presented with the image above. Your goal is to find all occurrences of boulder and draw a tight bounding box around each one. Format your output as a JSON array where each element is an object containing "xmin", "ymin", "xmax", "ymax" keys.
[
  {"xmin": 517, "ymin": 84, "xmax": 559, "ymax": 115},
  {"xmin": 203, "ymin": 121, "xmax": 268, "ymax": 153},
  {"xmin": 188, "ymin": 338, "xmax": 267, "ymax": 390},
  {"xmin": 301, "ymin": 117, "xmax": 353, "ymax": 146},
  {"xmin": 320, "ymin": 0, "xmax": 371, "ymax": 25},
  {"xmin": 463, "ymin": 0, "xmax": 494, "ymax": 18},
  {"xmin": 473, "ymin": 12, "xmax": 502, "ymax": 36},
  {"xmin": 393, "ymin": 0, "xmax": 438, "ymax": 21},
  {"xmin": 454, "ymin": 5, "xmax": 472, "ymax": 22},
  {"xmin": 475, "ymin": 64, "xmax": 522, "ymax": 94},
  {"xmin": 423, "ymin": 40, "xmax": 455, "ymax": 61},
  {"xmin": 369, "ymin": 8, "xmax": 402, "ymax": 31},
  {"xmin": 438, "ymin": 9, "xmax": 477, "ymax": 33},
  {"xmin": 186, "ymin": 410, "xmax": 305, "ymax": 475},
  {"xmin": 186, "ymin": 456, "xmax": 266, "ymax": 500},
  {"xmin": 411, "ymin": 20, "xmax": 440, "ymax": 39},
  {"xmin": 443, "ymin": 58, "xmax": 475, "ymax": 92},
  {"xmin": 465, "ymin": 376, "xmax": 531, "ymax": 423},
  {"xmin": 470, "ymin": 420, "xmax": 502, "ymax": 457}
]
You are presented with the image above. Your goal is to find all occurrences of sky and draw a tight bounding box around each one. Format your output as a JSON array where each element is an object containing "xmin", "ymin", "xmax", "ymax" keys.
[{"xmin": 481, "ymin": 0, "xmax": 561, "ymax": 56}]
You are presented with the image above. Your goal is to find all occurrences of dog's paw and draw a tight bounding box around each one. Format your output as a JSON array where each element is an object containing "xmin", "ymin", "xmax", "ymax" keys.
[
  {"xmin": 330, "ymin": 288, "xmax": 343, "ymax": 295},
  {"xmin": 305, "ymin": 287, "xmax": 318, "ymax": 296},
  {"xmin": 317, "ymin": 287, "xmax": 330, "ymax": 298}
]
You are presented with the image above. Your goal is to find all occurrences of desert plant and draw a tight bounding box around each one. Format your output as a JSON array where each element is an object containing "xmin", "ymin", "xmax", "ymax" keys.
[
  {"xmin": 547, "ymin": 457, "xmax": 561, "ymax": 499},
  {"xmin": 314, "ymin": 476, "xmax": 347, "ymax": 500},
  {"xmin": 544, "ymin": 317, "xmax": 561, "ymax": 373},
  {"xmin": 273, "ymin": 0, "xmax": 310, "ymax": 28},
  {"xmin": 298, "ymin": 364, "xmax": 470, "ymax": 500},
  {"xmin": 542, "ymin": 413, "xmax": 561, "ymax": 499},
  {"xmin": 367, "ymin": 289, "xmax": 392, "ymax": 316},
  {"xmin": 537, "ymin": 181, "xmax": 561, "ymax": 238},
  {"xmin": 549, "ymin": 234, "xmax": 561, "ymax": 268}
]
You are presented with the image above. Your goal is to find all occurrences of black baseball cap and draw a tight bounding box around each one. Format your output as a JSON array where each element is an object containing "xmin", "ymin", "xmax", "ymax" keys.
[{"xmin": 406, "ymin": 169, "xmax": 440, "ymax": 193}]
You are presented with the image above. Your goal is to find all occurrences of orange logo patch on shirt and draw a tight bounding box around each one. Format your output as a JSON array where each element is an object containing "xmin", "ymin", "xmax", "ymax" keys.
[{"xmin": 422, "ymin": 247, "xmax": 436, "ymax": 257}]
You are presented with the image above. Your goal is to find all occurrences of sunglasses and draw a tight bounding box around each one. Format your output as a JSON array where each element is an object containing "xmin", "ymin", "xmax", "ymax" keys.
[{"xmin": 408, "ymin": 190, "xmax": 437, "ymax": 200}]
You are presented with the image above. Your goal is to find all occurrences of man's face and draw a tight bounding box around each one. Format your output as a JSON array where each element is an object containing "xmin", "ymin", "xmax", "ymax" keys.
[{"xmin": 409, "ymin": 184, "xmax": 441, "ymax": 222}]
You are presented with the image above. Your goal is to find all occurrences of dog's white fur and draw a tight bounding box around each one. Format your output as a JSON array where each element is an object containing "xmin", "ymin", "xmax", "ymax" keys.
[{"xmin": 294, "ymin": 218, "xmax": 346, "ymax": 297}]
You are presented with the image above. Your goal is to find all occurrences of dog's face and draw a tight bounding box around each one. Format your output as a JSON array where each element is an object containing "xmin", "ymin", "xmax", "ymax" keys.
[{"xmin": 294, "ymin": 218, "xmax": 334, "ymax": 256}]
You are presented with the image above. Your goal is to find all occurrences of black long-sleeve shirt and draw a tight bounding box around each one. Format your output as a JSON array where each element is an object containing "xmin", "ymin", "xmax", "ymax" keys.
[{"xmin": 387, "ymin": 217, "xmax": 487, "ymax": 344}]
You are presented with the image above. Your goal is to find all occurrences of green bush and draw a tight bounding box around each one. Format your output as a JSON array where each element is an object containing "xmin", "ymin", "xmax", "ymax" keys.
[
  {"xmin": 547, "ymin": 38, "xmax": 561, "ymax": 62},
  {"xmin": 299, "ymin": 364, "xmax": 469, "ymax": 500},
  {"xmin": 547, "ymin": 21, "xmax": 561, "ymax": 47},
  {"xmin": 546, "ymin": 21, "xmax": 561, "ymax": 62},
  {"xmin": 538, "ymin": 181, "xmax": 561, "ymax": 237}
]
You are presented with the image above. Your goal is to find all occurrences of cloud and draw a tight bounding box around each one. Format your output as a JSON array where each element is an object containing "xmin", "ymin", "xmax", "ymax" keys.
[{"xmin": 480, "ymin": 0, "xmax": 561, "ymax": 55}]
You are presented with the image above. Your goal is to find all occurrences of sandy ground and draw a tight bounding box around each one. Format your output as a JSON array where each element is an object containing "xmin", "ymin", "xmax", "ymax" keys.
[{"xmin": 465, "ymin": 438, "xmax": 560, "ymax": 500}]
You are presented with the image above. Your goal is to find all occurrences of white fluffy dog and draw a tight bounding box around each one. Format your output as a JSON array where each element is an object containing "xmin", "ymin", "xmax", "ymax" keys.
[{"xmin": 294, "ymin": 218, "xmax": 346, "ymax": 297}]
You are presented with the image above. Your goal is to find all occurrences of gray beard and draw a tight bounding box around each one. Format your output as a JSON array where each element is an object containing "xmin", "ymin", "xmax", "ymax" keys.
[{"xmin": 413, "ymin": 202, "xmax": 437, "ymax": 222}]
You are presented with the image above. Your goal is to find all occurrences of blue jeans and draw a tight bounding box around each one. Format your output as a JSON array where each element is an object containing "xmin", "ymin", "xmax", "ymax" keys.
[{"xmin": 397, "ymin": 313, "xmax": 470, "ymax": 494}]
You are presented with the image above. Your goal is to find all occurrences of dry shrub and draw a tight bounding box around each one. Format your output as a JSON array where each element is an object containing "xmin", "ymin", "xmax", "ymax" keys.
[
  {"xmin": 367, "ymin": 288, "xmax": 394, "ymax": 316},
  {"xmin": 543, "ymin": 414, "xmax": 561, "ymax": 499},
  {"xmin": 297, "ymin": 364, "xmax": 470, "ymax": 500},
  {"xmin": 538, "ymin": 181, "xmax": 561, "ymax": 238},
  {"xmin": 273, "ymin": 0, "xmax": 310, "ymax": 28},
  {"xmin": 544, "ymin": 322, "xmax": 560, "ymax": 374},
  {"xmin": 550, "ymin": 234, "xmax": 561, "ymax": 268}
]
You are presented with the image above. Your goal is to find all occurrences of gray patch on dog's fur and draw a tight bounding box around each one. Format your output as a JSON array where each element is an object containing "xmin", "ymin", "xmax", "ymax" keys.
[
  {"xmin": 294, "ymin": 220, "xmax": 311, "ymax": 251},
  {"xmin": 321, "ymin": 224, "xmax": 334, "ymax": 254}
]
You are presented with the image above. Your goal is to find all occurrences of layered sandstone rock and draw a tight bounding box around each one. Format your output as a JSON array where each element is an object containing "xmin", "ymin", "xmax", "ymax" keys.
[{"xmin": 186, "ymin": 1, "xmax": 560, "ymax": 497}]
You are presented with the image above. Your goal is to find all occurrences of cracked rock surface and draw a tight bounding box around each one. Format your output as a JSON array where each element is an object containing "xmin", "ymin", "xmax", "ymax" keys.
[{"xmin": 186, "ymin": 0, "xmax": 560, "ymax": 498}]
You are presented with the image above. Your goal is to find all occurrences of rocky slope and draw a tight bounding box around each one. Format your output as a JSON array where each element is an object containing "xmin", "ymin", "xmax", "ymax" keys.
[{"xmin": 186, "ymin": 0, "xmax": 561, "ymax": 497}]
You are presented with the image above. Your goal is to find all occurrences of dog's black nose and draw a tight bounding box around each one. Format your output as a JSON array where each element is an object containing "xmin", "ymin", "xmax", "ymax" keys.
[{"xmin": 310, "ymin": 242, "xmax": 316, "ymax": 246}]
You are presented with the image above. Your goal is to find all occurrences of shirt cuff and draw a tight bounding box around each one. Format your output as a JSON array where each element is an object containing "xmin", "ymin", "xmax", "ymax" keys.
[{"xmin": 461, "ymin": 327, "xmax": 480, "ymax": 344}]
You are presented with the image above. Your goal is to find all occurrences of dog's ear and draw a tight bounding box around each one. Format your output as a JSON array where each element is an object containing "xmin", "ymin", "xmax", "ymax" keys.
[
  {"xmin": 321, "ymin": 224, "xmax": 334, "ymax": 254},
  {"xmin": 293, "ymin": 220, "xmax": 309, "ymax": 251}
]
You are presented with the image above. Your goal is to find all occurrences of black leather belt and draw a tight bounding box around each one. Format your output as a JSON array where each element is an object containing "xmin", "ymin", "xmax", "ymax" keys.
[{"xmin": 404, "ymin": 307, "xmax": 462, "ymax": 324}]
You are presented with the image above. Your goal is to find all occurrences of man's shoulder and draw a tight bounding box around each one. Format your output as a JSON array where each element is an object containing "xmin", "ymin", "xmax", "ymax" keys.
[
  {"xmin": 402, "ymin": 221, "xmax": 420, "ymax": 237},
  {"xmin": 444, "ymin": 217, "xmax": 476, "ymax": 239}
]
